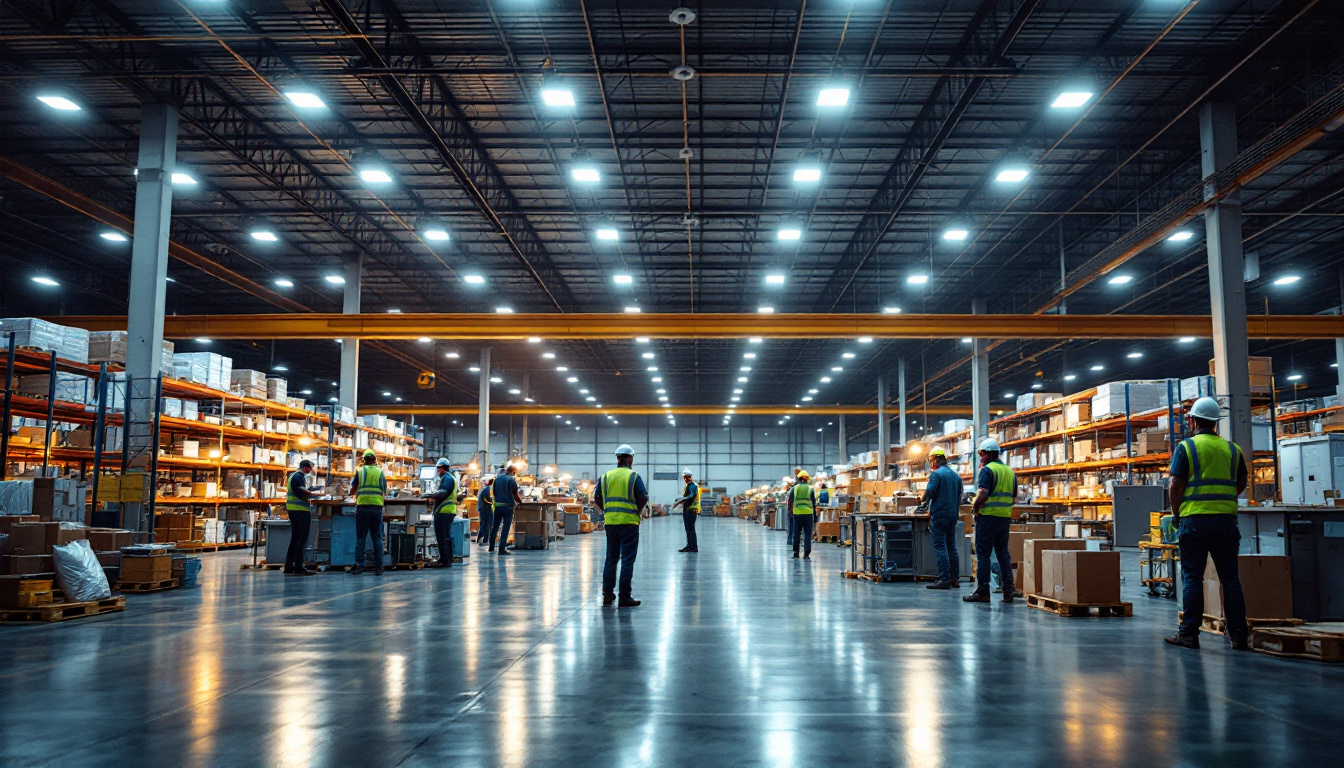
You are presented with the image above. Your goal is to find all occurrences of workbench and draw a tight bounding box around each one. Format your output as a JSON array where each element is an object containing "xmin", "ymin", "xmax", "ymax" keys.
[{"xmin": 848, "ymin": 512, "xmax": 972, "ymax": 581}]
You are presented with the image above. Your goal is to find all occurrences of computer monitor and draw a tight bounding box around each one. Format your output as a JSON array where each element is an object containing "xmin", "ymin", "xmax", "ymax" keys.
[{"xmin": 417, "ymin": 464, "xmax": 437, "ymax": 481}]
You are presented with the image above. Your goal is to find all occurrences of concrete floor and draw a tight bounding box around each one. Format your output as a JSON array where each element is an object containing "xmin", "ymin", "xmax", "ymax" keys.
[{"xmin": 2, "ymin": 517, "xmax": 1342, "ymax": 767}]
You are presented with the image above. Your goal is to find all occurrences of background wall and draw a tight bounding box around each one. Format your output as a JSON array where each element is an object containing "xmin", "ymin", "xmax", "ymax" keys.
[{"xmin": 423, "ymin": 415, "xmax": 881, "ymax": 502}]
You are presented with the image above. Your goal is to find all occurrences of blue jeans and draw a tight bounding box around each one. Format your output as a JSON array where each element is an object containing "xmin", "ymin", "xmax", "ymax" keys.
[
  {"xmin": 434, "ymin": 513, "xmax": 455, "ymax": 565},
  {"xmin": 930, "ymin": 514, "xmax": 959, "ymax": 583},
  {"xmin": 792, "ymin": 514, "xmax": 814, "ymax": 556},
  {"xmin": 975, "ymin": 514, "xmax": 1012, "ymax": 589},
  {"xmin": 354, "ymin": 506, "xmax": 383, "ymax": 569},
  {"xmin": 604, "ymin": 524, "xmax": 640, "ymax": 597},
  {"xmin": 488, "ymin": 506, "xmax": 514, "ymax": 551},
  {"xmin": 1178, "ymin": 514, "xmax": 1248, "ymax": 637},
  {"xmin": 787, "ymin": 512, "xmax": 795, "ymax": 545},
  {"xmin": 477, "ymin": 506, "xmax": 493, "ymax": 544}
]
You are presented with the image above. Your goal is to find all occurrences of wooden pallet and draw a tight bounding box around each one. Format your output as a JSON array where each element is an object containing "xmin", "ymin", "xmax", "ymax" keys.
[
  {"xmin": 1251, "ymin": 627, "xmax": 1344, "ymax": 663},
  {"xmin": 385, "ymin": 560, "xmax": 426, "ymax": 571},
  {"xmin": 844, "ymin": 571, "xmax": 881, "ymax": 582},
  {"xmin": 115, "ymin": 578, "xmax": 179, "ymax": 593},
  {"xmin": 1027, "ymin": 593, "xmax": 1133, "ymax": 617},
  {"xmin": 1177, "ymin": 612, "xmax": 1305, "ymax": 635},
  {"xmin": 0, "ymin": 596, "xmax": 126, "ymax": 623},
  {"xmin": 174, "ymin": 542, "xmax": 249, "ymax": 553},
  {"xmin": 816, "ymin": 535, "xmax": 839, "ymax": 544}
]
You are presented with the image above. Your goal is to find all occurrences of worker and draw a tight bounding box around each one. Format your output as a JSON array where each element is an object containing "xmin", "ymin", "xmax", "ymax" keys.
[
  {"xmin": 786, "ymin": 467, "xmax": 804, "ymax": 546},
  {"xmin": 283, "ymin": 459, "xmax": 317, "ymax": 575},
  {"xmin": 963, "ymin": 438, "xmax": 1015, "ymax": 604},
  {"xmin": 671, "ymin": 468, "xmax": 701, "ymax": 553},
  {"xmin": 789, "ymin": 470, "xmax": 817, "ymax": 560},
  {"xmin": 917, "ymin": 448, "xmax": 963, "ymax": 590},
  {"xmin": 1165, "ymin": 396, "xmax": 1251, "ymax": 651},
  {"xmin": 818, "ymin": 483, "xmax": 831, "ymax": 506},
  {"xmin": 427, "ymin": 458, "xmax": 464, "ymax": 568},
  {"xmin": 594, "ymin": 444, "xmax": 648, "ymax": 607},
  {"xmin": 476, "ymin": 476, "xmax": 494, "ymax": 545},
  {"xmin": 348, "ymin": 448, "xmax": 386, "ymax": 576},
  {"xmin": 487, "ymin": 463, "xmax": 523, "ymax": 555}
]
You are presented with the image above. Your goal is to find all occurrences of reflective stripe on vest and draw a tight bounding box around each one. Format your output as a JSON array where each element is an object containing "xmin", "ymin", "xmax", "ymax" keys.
[
  {"xmin": 685, "ymin": 482, "xmax": 702, "ymax": 512},
  {"xmin": 982, "ymin": 462, "xmax": 1015, "ymax": 517},
  {"xmin": 355, "ymin": 465, "xmax": 385, "ymax": 507},
  {"xmin": 436, "ymin": 474, "xmax": 457, "ymax": 515},
  {"xmin": 693, "ymin": 485, "xmax": 702, "ymax": 513},
  {"xmin": 792, "ymin": 483, "xmax": 814, "ymax": 515},
  {"xmin": 601, "ymin": 467, "xmax": 641, "ymax": 525},
  {"xmin": 286, "ymin": 471, "xmax": 310, "ymax": 512},
  {"xmin": 1179, "ymin": 434, "xmax": 1241, "ymax": 516}
]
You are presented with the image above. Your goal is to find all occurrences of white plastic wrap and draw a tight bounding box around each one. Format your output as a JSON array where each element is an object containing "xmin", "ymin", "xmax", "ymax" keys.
[{"xmin": 52, "ymin": 539, "xmax": 112, "ymax": 602}]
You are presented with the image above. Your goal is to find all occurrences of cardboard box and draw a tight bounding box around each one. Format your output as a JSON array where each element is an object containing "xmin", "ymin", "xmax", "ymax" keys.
[
  {"xmin": 86, "ymin": 528, "xmax": 134, "ymax": 552},
  {"xmin": 1023, "ymin": 539, "xmax": 1087, "ymax": 596},
  {"xmin": 1041, "ymin": 550, "xmax": 1121, "ymax": 604},
  {"xmin": 1204, "ymin": 555, "xmax": 1293, "ymax": 620},
  {"xmin": 120, "ymin": 554, "xmax": 172, "ymax": 582},
  {"xmin": 0, "ymin": 576, "xmax": 54, "ymax": 609},
  {"xmin": 7, "ymin": 523, "xmax": 49, "ymax": 555},
  {"xmin": 95, "ymin": 551, "xmax": 121, "ymax": 568},
  {"xmin": 2, "ymin": 554, "xmax": 55, "ymax": 575}
]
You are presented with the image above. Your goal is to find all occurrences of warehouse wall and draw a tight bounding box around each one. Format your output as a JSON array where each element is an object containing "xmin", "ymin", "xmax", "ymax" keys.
[{"xmin": 423, "ymin": 415, "xmax": 879, "ymax": 500}]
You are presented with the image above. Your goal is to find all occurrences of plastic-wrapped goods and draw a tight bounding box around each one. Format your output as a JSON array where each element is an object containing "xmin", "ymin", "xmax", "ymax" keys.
[
  {"xmin": 0, "ymin": 317, "xmax": 88, "ymax": 363},
  {"xmin": 52, "ymin": 539, "xmax": 113, "ymax": 602},
  {"xmin": 17, "ymin": 373, "xmax": 93, "ymax": 405},
  {"xmin": 0, "ymin": 481, "xmax": 35, "ymax": 515}
]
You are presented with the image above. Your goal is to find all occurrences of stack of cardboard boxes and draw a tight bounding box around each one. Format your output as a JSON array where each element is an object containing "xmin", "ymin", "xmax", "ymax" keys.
[
  {"xmin": 512, "ymin": 502, "xmax": 558, "ymax": 549},
  {"xmin": 1204, "ymin": 555, "xmax": 1293, "ymax": 621},
  {"xmin": 0, "ymin": 519, "xmax": 133, "ymax": 585}
]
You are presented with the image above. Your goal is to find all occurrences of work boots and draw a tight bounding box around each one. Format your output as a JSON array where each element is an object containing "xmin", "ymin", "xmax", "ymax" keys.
[
  {"xmin": 962, "ymin": 587, "xmax": 992, "ymax": 603},
  {"xmin": 618, "ymin": 596, "xmax": 641, "ymax": 608},
  {"xmin": 602, "ymin": 591, "xmax": 616, "ymax": 607},
  {"xmin": 1164, "ymin": 633, "xmax": 1200, "ymax": 650},
  {"xmin": 1230, "ymin": 632, "xmax": 1251, "ymax": 651},
  {"xmin": 926, "ymin": 581, "xmax": 952, "ymax": 590}
]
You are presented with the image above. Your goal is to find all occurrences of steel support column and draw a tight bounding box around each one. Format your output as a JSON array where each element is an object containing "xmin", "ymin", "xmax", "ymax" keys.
[
  {"xmin": 1337, "ymin": 272, "xmax": 1344, "ymax": 403},
  {"xmin": 876, "ymin": 376, "xmax": 889, "ymax": 479},
  {"xmin": 971, "ymin": 299, "xmax": 991, "ymax": 440},
  {"xmin": 898, "ymin": 358, "xmax": 908, "ymax": 445},
  {"xmin": 125, "ymin": 104, "xmax": 176, "ymax": 395},
  {"xmin": 477, "ymin": 345, "xmax": 492, "ymax": 473},
  {"xmin": 1200, "ymin": 102, "xmax": 1253, "ymax": 474},
  {"xmin": 838, "ymin": 414, "xmax": 847, "ymax": 463},
  {"xmin": 338, "ymin": 254, "xmax": 362, "ymax": 413}
]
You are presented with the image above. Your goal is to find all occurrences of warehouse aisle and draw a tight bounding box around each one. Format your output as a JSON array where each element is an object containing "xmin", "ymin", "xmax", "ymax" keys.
[{"xmin": 2, "ymin": 517, "xmax": 1342, "ymax": 767}]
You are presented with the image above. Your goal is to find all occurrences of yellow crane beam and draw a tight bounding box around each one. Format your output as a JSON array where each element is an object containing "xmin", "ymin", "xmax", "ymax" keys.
[
  {"xmin": 53, "ymin": 312, "xmax": 1344, "ymax": 340},
  {"xmin": 362, "ymin": 404, "xmax": 972, "ymax": 417}
]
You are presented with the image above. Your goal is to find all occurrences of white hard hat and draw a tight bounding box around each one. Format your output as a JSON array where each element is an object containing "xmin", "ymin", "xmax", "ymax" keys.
[
  {"xmin": 1190, "ymin": 396, "xmax": 1222, "ymax": 421},
  {"xmin": 614, "ymin": 444, "xmax": 636, "ymax": 457},
  {"xmin": 435, "ymin": 458, "xmax": 450, "ymax": 468},
  {"xmin": 682, "ymin": 468, "xmax": 693, "ymax": 477},
  {"xmin": 978, "ymin": 438, "xmax": 1001, "ymax": 452}
]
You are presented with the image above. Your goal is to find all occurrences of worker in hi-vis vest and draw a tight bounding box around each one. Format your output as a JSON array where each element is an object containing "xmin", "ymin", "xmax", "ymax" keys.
[
  {"xmin": 348, "ymin": 448, "xmax": 387, "ymax": 575},
  {"xmin": 1165, "ymin": 396, "xmax": 1251, "ymax": 652},
  {"xmin": 476, "ymin": 477, "xmax": 494, "ymax": 545},
  {"xmin": 789, "ymin": 470, "xmax": 818, "ymax": 560},
  {"xmin": 427, "ymin": 457, "xmax": 465, "ymax": 568},
  {"xmin": 594, "ymin": 444, "xmax": 649, "ymax": 607},
  {"xmin": 671, "ymin": 468, "xmax": 702, "ymax": 553},
  {"xmin": 963, "ymin": 438, "xmax": 1016, "ymax": 604},
  {"xmin": 284, "ymin": 459, "xmax": 317, "ymax": 576}
]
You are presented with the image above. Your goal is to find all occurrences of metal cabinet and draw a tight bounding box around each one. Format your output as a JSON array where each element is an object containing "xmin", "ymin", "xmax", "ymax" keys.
[{"xmin": 1279, "ymin": 434, "xmax": 1344, "ymax": 506}]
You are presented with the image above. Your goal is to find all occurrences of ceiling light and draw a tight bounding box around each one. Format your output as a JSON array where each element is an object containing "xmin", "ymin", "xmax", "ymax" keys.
[
  {"xmin": 528, "ymin": 337, "xmax": 542, "ymax": 343},
  {"xmin": 737, "ymin": 377, "xmax": 748, "ymax": 383},
  {"xmin": 1090, "ymin": 364, "xmax": 1105, "ymax": 371},
  {"xmin": 508, "ymin": 388, "xmax": 521, "ymax": 395},
  {"xmin": 445, "ymin": 352, "xmax": 460, "ymax": 359},
  {"xmin": 808, "ymin": 389, "xmax": 818, "ymax": 394},
  {"xmin": 816, "ymin": 87, "xmax": 850, "ymax": 107},
  {"xmin": 858, "ymin": 337, "xmax": 872, "ymax": 343},
  {"xmin": 469, "ymin": 366, "xmax": 481, "ymax": 372},
  {"xmin": 943, "ymin": 228, "xmax": 969, "ymax": 241},
  {"xmin": 386, "ymin": 308, "xmax": 401, "ymax": 314},
  {"xmin": 100, "ymin": 231, "xmax": 129, "ymax": 242},
  {"xmin": 658, "ymin": 396, "xmax": 668, "ymax": 402},
  {"xmin": 777, "ymin": 228, "xmax": 802, "ymax": 241},
  {"xmin": 556, "ymin": 366, "xmax": 568, "ymax": 372},
  {"xmin": 802, "ymin": 396, "xmax": 813, "ymax": 402},
  {"xmin": 744, "ymin": 353, "xmax": 756, "ymax": 359},
  {"xmin": 490, "ymin": 376, "xmax": 503, "ymax": 384},
  {"xmin": 1004, "ymin": 393, "xmax": 1015, "ymax": 399},
  {"xmin": 423, "ymin": 228, "xmax": 450, "ymax": 242},
  {"xmin": 730, "ymin": 396, "xmax": 740, "ymax": 402},
  {"xmin": 1178, "ymin": 337, "xmax": 1196, "ymax": 343},
  {"xmin": 300, "ymin": 389, "xmax": 313, "ymax": 395},
  {"xmin": 749, "ymin": 337, "xmax": 763, "ymax": 344},
  {"xmin": 656, "ymin": 389, "xmax": 666, "ymax": 394},
  {"xmin": 842, "ymin": 352, "xmax": 855, "ymax": 359},
  {"xmin": 1108, "ymin": 274, "xmax": 1133, "ymax": 285},
  {"xmin": 358, "ymin": 168, "xmax": 393, "ymax": 184},
  {"xmin": 765, "ymin": 274, "xmax": 786, "ymax": 286},
  {"xmin": 1273, "ymin": 275, "xmax": 1301, "ymax": 286},
  {"xmin": 463, "ymin": 275, "xmax": 486, "ymax": 285},
  {"xmin": 642, "ymin": 352, "xmax": 655, "ymax": 359},
  {"xmin": 820, "ymin": 377, "xmax": 831, "ymax": 383},
  {"xmin": 571, "ymin": 166, "xmax": 601, "ymax": 183},
  {"xmin": 1167, "ymin": 230, "xmax": 1195, "ymax": 242},
  {"xmin": 495, "ymin": 306, "xmax": 513, "ymax": 314},
  {"xmin": 996, "ymin": 168, "xmax": 1030, "ymax": 183},
  {"xmin": 757, "ymin": 306, "xmax": 774, "ymax": 314},
  {"xmin": 596, "ymin": 228, "xmax": 619, "ymax": 241},
  {"xmin": 1063, "ymin": 374, "xmax": 1076, "ymax": 381},
  {"xmin": 647, "ymin": 366, "xmax": 659, "ymax": 372},
  {"xmin": 1127, "ymin": 352, "xmax": 1144, "ymax": 359},
  {"xmin": 636, "ymin": 337, "xmax": 649, "ymax": 343},
  {"xmin": 542, "ymin": 352, "xmax": 556, "ymax": 360},
  {"xmin": 961, "ymin": 337, "xmax": 973, "ymax": 344},
  {"xmin": 540, "ymin": 81, "xmax": 575, "ymax": 107},
  {"xmin": 282, "ymin": 90, "xmax": 326, "ymax": 109},
  {"xmin": 272, "ymin": 365, "xmax": 288, "ymax": 372},
  {"xmin": 36, "ymin": 95, "xmax": 81, "ymax": 111},
  {"xmin": 324, "ymin": 274, "xmax": 345, "ymax": 285},
  {"xmin": 613, "ymin": 274, "xmax": 633, "ymax": 285},
  {"xmin": 31, "ymin": 276, "xmax": 59, "ymax": 287},
  {"xmin": 1050, "ymin": 91, "xmax": 1093, "ymax": 109},
  {"xmin": 883, "ymin": 306, "xmax": 901, "ymax": 314},
  {"xmin": 1286, "ymin": 374, "xmax": 1303, "ymax": 382},
  {"xmin": 793, "ymin": 164, "xmax": 822, "ymax": 183},
  {"xmin": 831, "ymin": 366, "xmax": 843, "ymax": 372},
  {"xmin": 1031, "ymin": 383, "xmax": 1043, "ymax": 390},
  {"xmin": 652, "ymin": 377, "xmax": 663, "ymax": 383},
  {"xmin": 251, "ymin": 230, "xmax": 279, "ymax": 242},
  {"xmin": 624, "ymin": 306, "xmax": 641, "ymax": 313},
  {"xmin": 569, "ymin": 378, "xmax": 580, "ymax": 383},
  {"xmin": 382, "ymin": 391, "xmax": 392, "ymax": 397},
  {"xmin": 171, "ymin": 172, "xmax": 197, "ymax": 186},
  {"xmin": 740, "ymin": 366, "xmax": 752, "ymax": 372},
  {"xmin": 733, "ymin": 389, "xmax": 743, "ymax": 394},
  {"xmin": 586, "ymin": 396, "xmax": 597, "ymax": 402},
  {"xmin": 417, "ymin": 337, "xmax": 432, "ymax": 343}
]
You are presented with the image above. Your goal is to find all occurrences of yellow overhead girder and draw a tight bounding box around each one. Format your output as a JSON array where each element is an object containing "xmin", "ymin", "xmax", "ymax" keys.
[
  {"xmin": 362, "ymin": 404, "xmax": 972, "ymax": 417},
  {"xmin": 52, "ymin": 312, "xmax": 1344, "ymax": 340}
]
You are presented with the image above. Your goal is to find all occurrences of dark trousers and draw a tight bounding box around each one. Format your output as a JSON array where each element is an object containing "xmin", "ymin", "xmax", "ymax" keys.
[
  {"xmin": 930, "ymin": 514, "xmax": 960, "ymax": 583},
  {"xmin": 434, "ymin": 513, "xmax": 455, "ymax": 566},
  {"xmin": 787, "ymin": 512, "xmax": 796, "ymax": 545},
  {"xmin": 488, "ymin": 506, "xmax": 514, "ymax": 551},
  {"xmin": 792, "ymin": 514, "xmax": 814, "ymax": 556},
  {"xmin": 284, "ymin": 509, "xmax": 311, "ymax": 571},
  {"xmin": 683, "ymin": 509, "xmax": 699, "ymax": 550},
  {"xmin": 974, "ymin": 514, "xmax": 1012, "ymax": 589},
  {"xmin": 1178, "ymin": 514, "xmax": 1248, "ymax": 637},
  {"xmin": 603, "ymin": 524, "xmax": 640, "ymax": 597},
  {"xmin": 477, "ymin": 506, "xmax": 493, "ymax": 544},
  {"xmin": 354, "ymin": 506, "xmax": 383, "ymax": 569}
]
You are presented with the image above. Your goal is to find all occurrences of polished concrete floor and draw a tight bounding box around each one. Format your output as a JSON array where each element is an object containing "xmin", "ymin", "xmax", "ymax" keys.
[{"xmin": 3, "ymin": 517, "xmax": 1343, "ymax": 767}]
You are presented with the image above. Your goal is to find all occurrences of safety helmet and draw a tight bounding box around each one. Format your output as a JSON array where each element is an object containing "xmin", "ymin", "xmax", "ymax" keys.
[
  {"xmin": 928, "ymin": 447, "xmax": 947, "ymax": 459},
  {"xmin": 978, "ymin": 438, "xmax": 1001, "ymax": 453},
  {"xmin": 797, "ymin": 470, "xmax": 810, "ymax": 481},
  {"xmin": 435, "ymin": 458, "xmax": 450, "ymax": 468},
  {"xmin": 1189, "ymin": 396, "xmax": 1221, "ymax": 422},
  {"xmin": 682, "ymin": 468, "xmax": 693, "ymax": 477},
  {"xmin": 362, "ymin": 449, "xmax": 376, "ymax": 460},
  {"xmin": 614, "ymin": 444, "xmax": 635, "ymax": 457}
]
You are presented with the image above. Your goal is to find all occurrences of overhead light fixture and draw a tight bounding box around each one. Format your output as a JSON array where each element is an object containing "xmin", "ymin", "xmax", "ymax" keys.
[
  {"xmin": 300, "ymin": 389, "xmax": 313, "ymax": 396},
  {"xmin": 961, "ymin": 337, "xmax": 973, "ymax": 344},
  {"xmin": 1090, "ymin": 364, "xmax": 1105, "ymax": 371},
  {"xmin": 647, "ymin": 366, "xmax": 659, "ymax": 372},
  {"xmin": 324, "ymin": 274, "xmax": 345, "ymax": 285},
  {"xmin": 571, "ymin": 166, "xmax": 601, "ymax": 183},
  {"xmin": 31, "ymin": 276, "xmax": 59, "ymax": 287},
  {"xmin": 1178, "ymin": 337, "xmax": 1196, "ymax": 343},
  {"xmin": 196, "ymin": 338, "xmax": 211, "ymax": 344},
  {"xmin": 820, "ymin": 377, "xmax": 831, "ymax": 383},
  {"xmin": 995, "ymin": 168, "xmax": 1030, "ymax": 183},
  {"xmin": 858, "ymin": 337, "xmax": 872, "ymax": 343},
  {"xmin": 171, "ymin": 172, "xmax": 197, "ymax": 186},
  {"xmin": 542, "ymin": 352, "xmax": 556, "ymax": 359},
  {"xmin": 802, "ymin": 396, "xmax": 814, "ymax": 402},
  {"xmin": 1031, "ymin": 383, "xmax": 1043, "ymax": 390},
  {"xmin": 733, "ymin": 388, "xmax": 743, "ymax": 394},
  {"xmin": 417, "ymin": 337, "xmax": 432, "ymax": 343},
  {"xmin": 757, "ymin": 306, "xmax": 774, "ymax": 314},
  {"xmin": 508, "ymin": 388, "xmax": 521, "ymax": 395},
  {"xmin": 816, "ymin": 87, "xmax": 850, "ymax": 107},
  {"xmin": 382, "ymin": 391, "xmax": 392, "ymax": 397},
  {"xmin": 642, "ymin": 352, "xmax": 655, "ymax": 359},
  {"xmin": 842, "ymin": 352, "xmax": 855, "ymax": 359},
  {"xmin": 587, "ymin": 396, "xmax": 597, "ymax": 402},
  {"xmin": 36, "ymin": 94, "xmax": 81, "ymax": 111},
  {"xmin": 635, "ymin": 337, "xmax": 650, "ymax": 343},
  {"xmin": 613, "ymin": 274, "xmax": 633, "ymax": 285},
  {"xmin": 808, "ymin": 388, "xmax": 819, "ymax": 394},
  {"xmin": 1167, "ymin": 230, "xmax": 1195, "ymax": 242},
  {"xmin": 749, "ymin": 337, "xmax": 763, "ymax": 344},
  {"xmin": 445, "ymin": 352, "xmax": 460, "ymax": 359},
  {"xmin": 740, "ymin": 366, "xmax": 752, "ymax": 372},
  {"xmin": 282, "ymin": 89, "xmax": 326, "ymax": 109},
  {"xmin": 1050, "ymin": 91, "xmax": 1094, "ymax": 109},
  {"xmin": 1063, "ymin": 374, "xmax": 1077, "ymax": 382},
  {"xmin": 596, "ymin": 228, "xmax": 619, "ymax": 241},
  {"xmin": 882, "ymin": 306, "xmax": 901, "ymax": 314},
  {"xmin": 495, "ymin": 306, "xmax": 513, "ymax": 314},
  {"xmin": 652, "ymin": 377, "xmax": 663, "ymax": 383},
  {"xmin": 1286, "ymin": 373, "xmax": 1303, "ymax": 382},
  {"xmin": 100, "ymin": 231, "xmax": 129, "ymax": 242},
  {"xmin": 423, "ymin": 228, "xmax": 450, "ymax": 242},
  {"xmin": 1127, "ymin": 352, "xmax": 1144, "ymax": 359},
  {"xmin": 793, "ymin": 160, "xmax": 822, "ymax": 184},
  {"xmin": 624, "ymin": 306, "xmax": 641, "ymax": 313},
  {"xmin": 358, "ymin": 168, "xmax": 393, "ymax": 184},
  {"xmin": 943, "ymin": 228, "xmax": 969, "ymax": 241},
  {"xmin": 730, "ymin": 396, "xmax": 740, "ymax": 402},
  {"xmin": 569, "ymin": 378, "xmax": 580, "ymax": 384},
  {"xmin": 386, "ymin": 308, "xmax": 401, "ymax": 314},
  {"xmin": 737, "ymin": 376, "xmax": 749, "ymax": 383},
  {"xmin": 831, "ymin": 366, "xmax": 843, "ymax": 372},
  {"xmin": 777, "ymin": 228, "xmax": 802, "ymax": 241},
  {"xmin": 556, "ymin": 366, "xmax": 568, "ymax": 372},
  {"xmin": 469, "ymin": 366, "xmax": 481, "ymax": 372},
  {"xmin": 540, "ymin": 75, "xmax": 575, "ymax": 107},
  {"xmin": 907, "ymin": 274, "xmax": 929, "ymax": 285},
  {"xmin": 744, "ymin": 353, "xmax": 757, "ymax": 359},
  {"xmin": 463, "ymin": 274, "xmax": 486, "ymax": 285},
  {"xmin": 272, "ymin": 365, "xmax": 289, "ymax": 372},
  {"xmin": 490, "ymin": 376, "xmax": 503, "ymax": 384},
  {"xmin": 1273, "ymin": 275, "xmax": 1301, "ymax": 286},
  {"xmin": 251, "ymin": 230, "xmax": 279, "ymax": 242},
  {"xmin": 1003, "ymin": 393, "xmax": 1015, "ymax": 400},
  {"xmin": 765, "ymin": 274, "xmax": 786, "ymax": 286},
  {"xmin": 1108, "ymin": 275, "xmax": 1133, "ymax": 285},
  {"xmin": 528, "ymin": 337, "xmax": 542, "ymax": 343}
]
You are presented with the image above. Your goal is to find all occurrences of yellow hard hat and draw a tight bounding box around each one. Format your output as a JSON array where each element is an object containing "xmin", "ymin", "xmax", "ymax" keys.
[
  {"xmin": 929, "ymin": 447, "xmax": 947, "ymax": 458},
  {"xmin": 797, "ymin": 470, "xmax": 810, "ymax": 481},
  {"xmin": 362, "ymin": 449, "xmax": 376, "ymax": 460}
]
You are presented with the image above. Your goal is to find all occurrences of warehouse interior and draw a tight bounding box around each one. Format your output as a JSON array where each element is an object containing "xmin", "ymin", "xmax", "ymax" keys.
[{"xmin": 2, "ymin": 0, "xmax": 1344, "ymax": 765}]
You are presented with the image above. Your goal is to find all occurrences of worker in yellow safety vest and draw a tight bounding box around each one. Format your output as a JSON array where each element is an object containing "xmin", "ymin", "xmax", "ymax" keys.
[
  {"xmin": 427, "ymin": 457, "xmax": 465, "ymax": 569},
  {"xmin": 594, "ymin": 444, "xmax": 649, "ymax": 607},
  {"xmin": 283, "ymin": 459, "xmax": 317, "ymax": 575},
  {"xmin": 789, "ymin": 470, "xmax": 818, "ymax": 560},
  {"xmin": 347, "ymin": 448, "xmax": 386, "ymax": 575},
  {"xmin": 672, "ymin": 468, "xmax": 702, "ymax": 553},
  {"xmin": 1165, "ymin": 396, "xmax": 1251, "ymax": 652},
  {"xmin": 963, "ymin": 438, "xmax": 1016, "ymax": 604}
]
